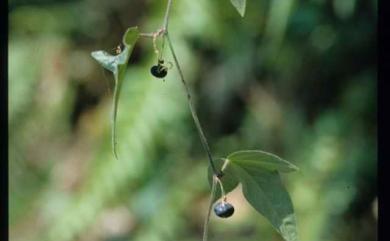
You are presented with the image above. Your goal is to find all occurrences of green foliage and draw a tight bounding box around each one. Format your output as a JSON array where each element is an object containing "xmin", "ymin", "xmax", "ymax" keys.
[
  {"xmin": 230, "ymin": 160, "xmax": 297, "ymax": 241},
  {"xmin": 91, "ymin": 27, "xmax": 140, "ymax": 159},
  {"xmin": 9, "ymin": 0, "xmax": 377, "ymax": 241},
  {"xmin": 209, "ymin": 151, "xmax": 298, "ymax": 241},
  {"xmin": 43, "ymin": 65, "xmax": 188, "ymax": 241}
]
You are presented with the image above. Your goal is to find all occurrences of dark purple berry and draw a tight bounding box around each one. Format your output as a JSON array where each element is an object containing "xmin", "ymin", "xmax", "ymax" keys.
[
  {"xmin": 150, "ymin": 64, "xmax": 167, "ymax": 78},
  {"xmin": 214, "ymin": 202, "xmax": 234, "ymax": 218}
]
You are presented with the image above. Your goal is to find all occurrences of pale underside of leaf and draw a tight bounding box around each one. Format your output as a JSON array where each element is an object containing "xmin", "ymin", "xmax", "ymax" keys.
[
  {"xmin": 227, "ymin": 150, "xmax": 299, "ymax": 173},
  {"xmin": 230, "ymin": 0, "xmax": 246, "ymax": 17},
  {"xmin": 90, "ymin": 51, "xmax": 117, "ymax": 73},
  {"xmin": 91, "ymin": 27, "xmax": 139, "ymax": 159},
  {"xmin": 230, "ymin": 163, "xmax": 298, "ymax": 241}
]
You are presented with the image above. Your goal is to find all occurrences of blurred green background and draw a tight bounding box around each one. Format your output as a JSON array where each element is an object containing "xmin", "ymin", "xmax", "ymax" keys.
[{"xmin": 9, "ymin": 0, "xmax": 377, "ymax": 241}]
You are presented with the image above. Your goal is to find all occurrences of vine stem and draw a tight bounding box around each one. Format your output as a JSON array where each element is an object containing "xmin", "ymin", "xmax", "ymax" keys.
[
  {"xmin": 157, "ymin": 0, "xmax": 224, "ymax": 241},
  {"xmin": 159, "ymin": 2, "xmax": 221, "ymax": 240},
  {"xmin": 141, "ymin": 0, "xmax": 220, "ymax": 176},
  {"xmin": 163, "ymin": 0, "xmax": 173, "ymax": 30},
  {"xmin": 139, "ymin": 1, "xmax": 220, "ymax": 175},
  {"xmin": 203, "ymin": 175, "xmax": 218, "ymax": 241},
  {"xmin": 166, "ymin": 33, "xmax": 219, "ymax": 176}
]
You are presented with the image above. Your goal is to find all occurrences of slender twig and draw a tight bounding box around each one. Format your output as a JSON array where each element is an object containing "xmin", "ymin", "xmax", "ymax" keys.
[
  {"xmin": 203, "ymin": 175, "xmax": 218, "ymax": 241},
  {"xmin": 166, "ymin": 33, "xmax": 219, "ymax": 176},
  {"xmin": 163, "ymin": 0, "xmax": 173, "ymax": 30},
  {"xmin": 160, "ymin": 0, "xmax": 219, "ymax": 176},
  {"xmin": 144, "ymin": 1, "xmax": 222, "ymax": 240}
]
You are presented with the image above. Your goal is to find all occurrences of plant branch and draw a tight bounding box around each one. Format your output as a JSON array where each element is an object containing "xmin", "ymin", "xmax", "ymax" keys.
[
  {"xmin": 163, "ymin": 0, "xmax": 173, "ymax": 30},
  {"xmin": 166, "ymin": 33, "xmax": 219, "ymax": 176},
  {"xmin": 141, "ymin": 1, "xmax": 220, "ymax": 240}
]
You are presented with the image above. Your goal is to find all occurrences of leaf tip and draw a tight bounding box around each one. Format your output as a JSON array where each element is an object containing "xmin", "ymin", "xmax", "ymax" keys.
[
  {"xmin": 284, "ymin": 162, "xmax": 299, "ymax": 173},
  {"xmin": 90, "ymin": 50, "xmax": 100, "ymax": 59},
  {"xmin": 123, "ymin": 26, "xmax": 140, "ymax": 46},
  {"xmin": 230, "ymin": 0, "xmax": 246, "ymax": 17},
  {"xmin": 286, "ymin": 161, "xmax": 300, "ymax": 172},
  {"xmin": 290, "ymin": 165, "xmax": 299, "ymax": 172}
]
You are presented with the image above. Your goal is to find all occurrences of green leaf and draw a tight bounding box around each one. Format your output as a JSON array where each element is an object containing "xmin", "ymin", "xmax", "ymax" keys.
[
  {"xmin": 216, "ymin": 150, "xmax": 299, "ymax": 241},
  {"xmin": 230, "ymin": 0, "xmax": 246, "ymax": 17},
  {"xmin": 207, "ymin": 158, "xmax": 239, "ymax": 201},
  {"xmin": 230, "ymin": 163, "xmax": 298, "ymax": 241},
  {"xmin": 91, "ymin": 26, "xmax": 140, "ymax": 159},
  {"xmin": 90, "ymin": 51, "xmax": 117, "ymax": 73},
  {"xmin": 227, "ymin": 150, "xmax": 299, "ymax": 173}
]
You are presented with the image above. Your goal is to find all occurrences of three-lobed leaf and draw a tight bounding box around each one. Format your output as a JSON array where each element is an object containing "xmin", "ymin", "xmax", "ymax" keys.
[
  {"xmin": 91, "ymin": 26, "xmax": 140, "ymax": 159},
  {"xmin": 209, "ymin": 150, "xmax": 299, "ymax": 241},
  {"xmin": 230, "ymin": 162, "xmax": 298, "ymax": 241},
  {"xmin": 229, "ymin": 0, "xmax": 246, "ymax": 17}
]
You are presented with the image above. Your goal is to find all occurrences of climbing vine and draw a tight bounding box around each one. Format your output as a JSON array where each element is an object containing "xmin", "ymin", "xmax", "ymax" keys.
[{"xmin": 91, "ymin": 1, "xmax": 299, "ymax": 241}]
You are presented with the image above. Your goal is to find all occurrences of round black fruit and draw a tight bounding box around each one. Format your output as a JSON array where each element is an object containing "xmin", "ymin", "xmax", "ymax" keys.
[
  {"xmin": 214, "ymin": 202, "xmax": 234, "ymax": 218},
  {"xmin": 150, "ymin": 65, "xmax": 167, "ymax": 78}
]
